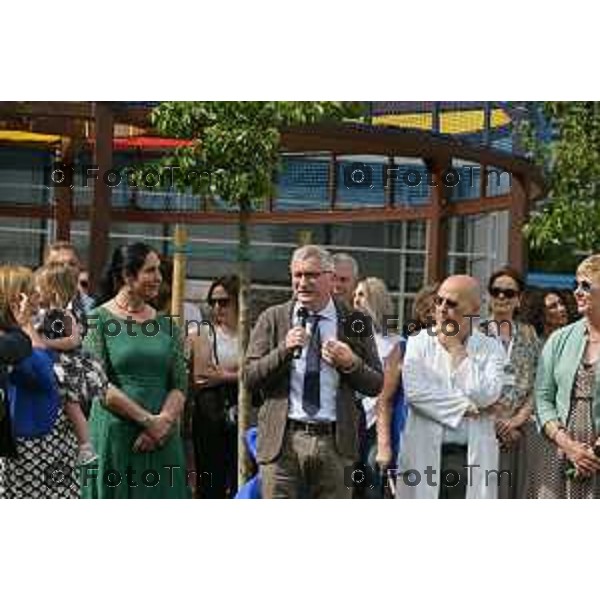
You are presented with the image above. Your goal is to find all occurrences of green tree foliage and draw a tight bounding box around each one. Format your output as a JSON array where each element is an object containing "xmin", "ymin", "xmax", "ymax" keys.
[
  {"xmin": 521, "ymin": 102, "xmax": 600, "ymax": 257},
  {"xmin": 151, "ymin": 101, "xmax": 363, "ymax": 485},
  {"xmin": 151, "ymin": 101, "xmax": 362, "ymax": 208}
]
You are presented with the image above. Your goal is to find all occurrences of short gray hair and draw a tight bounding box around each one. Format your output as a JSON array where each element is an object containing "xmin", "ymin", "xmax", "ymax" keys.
[
  {"xmin": 332, "ymin": 252, "xmax": 359, "ymax": 279},
  {"xmin": 290, "ymin": 245, "xmax": 334, "ymax": 272}
]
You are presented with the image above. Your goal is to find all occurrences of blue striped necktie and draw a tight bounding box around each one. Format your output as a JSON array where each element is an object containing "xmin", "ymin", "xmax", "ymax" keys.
[{"xmin": 302, "ymin": 314, "xmax": 322, "ymax": 417}]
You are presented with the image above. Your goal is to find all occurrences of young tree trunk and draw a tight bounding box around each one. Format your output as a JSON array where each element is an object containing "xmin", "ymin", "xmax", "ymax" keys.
[
  {"xmin": 237, "ymin": 197, "xmax": 253, "ymax": 488},
  {"xmin": 171, "ymin": 224, "xmax": 187, "ymax": 327}
]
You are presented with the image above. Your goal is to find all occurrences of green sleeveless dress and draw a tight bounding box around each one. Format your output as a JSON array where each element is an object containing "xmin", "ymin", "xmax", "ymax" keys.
[{"xmin": 82, "ymin": 307, "xmax": 190, "ymax": 499}]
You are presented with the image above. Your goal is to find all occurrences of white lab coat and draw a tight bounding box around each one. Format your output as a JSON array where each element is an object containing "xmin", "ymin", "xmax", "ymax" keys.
[{"xmin": 396, "ymin": 329, "xmax": 506, "ymax": 499}]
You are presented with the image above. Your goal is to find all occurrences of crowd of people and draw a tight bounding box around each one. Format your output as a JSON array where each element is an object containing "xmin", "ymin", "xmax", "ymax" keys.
[{"xmin": 0, "ymin": 238, "xmax": 597, "ymax": 499}]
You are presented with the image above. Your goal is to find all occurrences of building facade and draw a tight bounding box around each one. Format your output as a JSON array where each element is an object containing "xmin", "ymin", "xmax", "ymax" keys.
[{"xmin": 0, "ymin": 101, "xmax": 540, "ymax": 323}]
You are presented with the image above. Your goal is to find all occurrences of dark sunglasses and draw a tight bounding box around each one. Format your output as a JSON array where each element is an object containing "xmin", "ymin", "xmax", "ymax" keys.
[
  {"xmin": 573, "ymin": 280, "xmax": 594, "ymax": 294},
  {"xmin": 208, "ymin": 297, "xmax": 231, "ymax": 308},
  {"xmin": 434, "ymin": 295, "xmax": 459, "ymax": 310},
  {"xmin": 79, "ymin": 280, "xmax": 89, "ymax": 289},
  {"xmin": 490, "ymin": 287, "xmax": 519, "ymax": 299}
]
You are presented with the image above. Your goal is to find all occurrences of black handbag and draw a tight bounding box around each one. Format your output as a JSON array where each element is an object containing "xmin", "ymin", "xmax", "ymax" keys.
[{"xmin": 0, "ymin": 380, "xmax": 17, "ymax": 458}]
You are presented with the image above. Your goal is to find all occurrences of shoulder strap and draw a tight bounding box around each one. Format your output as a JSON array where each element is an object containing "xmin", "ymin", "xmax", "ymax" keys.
[{"xmin": 208, "ymin": 321, "xmax": 219, "ymax": 365}]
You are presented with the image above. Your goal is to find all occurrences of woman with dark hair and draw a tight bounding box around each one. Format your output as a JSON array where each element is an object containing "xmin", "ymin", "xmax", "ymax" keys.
[
  {"xmin": 483, "ymin": 266, "xmax": 542, "ymax": 498},
  {"xmin": 83, "ymin": 243, "xmax": 189, "ymax": 498},
  {"xmin": 524, "ymin": 289, "xmax": 570, "ymax": 341},
  {"xmin": 191, "ymin": 274, "xmax": 240, "ymax": 498}
]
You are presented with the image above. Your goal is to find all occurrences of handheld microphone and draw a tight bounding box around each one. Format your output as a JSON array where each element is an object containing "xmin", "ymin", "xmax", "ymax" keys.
[{"xmin": 293, "ymin": 306, "xmax": 309, "ymax": 359}]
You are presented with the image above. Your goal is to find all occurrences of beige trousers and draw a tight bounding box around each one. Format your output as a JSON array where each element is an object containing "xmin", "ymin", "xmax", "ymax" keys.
[{"xmin": 260, "ymin": 426, "xmax": 353, "ymax": 499}]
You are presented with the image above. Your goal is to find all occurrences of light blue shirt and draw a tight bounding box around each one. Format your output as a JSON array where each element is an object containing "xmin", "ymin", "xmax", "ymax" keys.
[{"xmin": 288, "ymin": 297, "xmax": 340, "ymax": 422}]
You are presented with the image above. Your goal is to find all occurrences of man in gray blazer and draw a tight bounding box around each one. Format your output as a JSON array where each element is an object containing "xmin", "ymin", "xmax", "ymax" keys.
[{"xmin": 245, "ymin": 245, "xmax": 383, "ymax": 498}]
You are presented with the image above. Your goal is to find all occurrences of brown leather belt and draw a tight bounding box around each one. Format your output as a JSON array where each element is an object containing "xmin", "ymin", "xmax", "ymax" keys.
[{"xmin": 288, "ymin": 419, "xmax": 335, "ymax": 436}]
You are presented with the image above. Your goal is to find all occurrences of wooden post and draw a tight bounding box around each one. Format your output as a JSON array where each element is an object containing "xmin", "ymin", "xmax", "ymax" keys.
[
  {"xmin": 54, "ymin": 137, "xmax": 73, "ymax": 241},
  {"xmin": 385, "ymin": 155, "xmax": 395, "ymax": 207},
  {"xmin": 171, "ymin": 224, "xmax": 188, "ymax": 326},
  {"xmin": 328, "ymin": 153, "xmax": 337, "ymax": 210},
  {"xmin": 425, "ymin": 159, "xmax": 450, "ymax": 283},
  {"xmin": 88, "ymin": 102, "xmax": 113, "ymax": 294},
  {"xmin": 479, "ymin": 164, "xmax": 488, "ymax": 199},
  {"xmin": 298, "ymin": 230, "xmax": 313, "ymax": 246},
  {"xmin": 508, "ymin": 174, "xmax": 528, "ymax": 273}
]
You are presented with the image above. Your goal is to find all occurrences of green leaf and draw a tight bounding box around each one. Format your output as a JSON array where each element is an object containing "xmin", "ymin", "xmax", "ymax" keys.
[{"xmin": 521, "ymin": 102, "xmax": 600, "ymax": 254}]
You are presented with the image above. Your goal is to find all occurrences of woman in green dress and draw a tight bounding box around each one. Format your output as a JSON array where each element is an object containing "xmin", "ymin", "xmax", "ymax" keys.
[{"xmin": 82, "ymin": 243, "xmax": 190, "ymax": 499}]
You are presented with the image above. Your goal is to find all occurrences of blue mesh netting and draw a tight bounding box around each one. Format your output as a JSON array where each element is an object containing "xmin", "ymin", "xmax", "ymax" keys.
[{"xmin": 275, "ymin": 156, "xmax": 329, "ymax": 210}]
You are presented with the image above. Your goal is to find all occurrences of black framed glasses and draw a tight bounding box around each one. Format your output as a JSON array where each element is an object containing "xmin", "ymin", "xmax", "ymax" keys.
[
  {"xmin": 434, "ymin": 295, "xmax": 459, "ymax": 310},
  {"xmin": 78, "ymin": 279, "xmax": 89, "ymax": 290},
  {"xmin": 573, "ymin": 280, "xmax": 594, "ymax": 294},
  {"xmin": 292, "ymin": 270, "xmax": 332, "ymax": 281},
  {"xmin": 490, "ymin": 287, "xmax": 519, "ymax": 299},
  {"xmin": 208, "ymin": 297, "xmax": 231, "ymax": 308}
]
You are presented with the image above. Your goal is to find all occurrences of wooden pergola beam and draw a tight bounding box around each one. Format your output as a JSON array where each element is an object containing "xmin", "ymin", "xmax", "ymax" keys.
[
  {"xmin": 0, "ymin": 101, "xmax": 94, "ymax": 120},
  {"xmin": 0, "ymin": 194, "xmax": 517, "ymax": 225},
  {"xmin": 425, "ymin": 158, "xmax": 451, "ymax": 284},
  {"xmin": 73, "ymin": 205, "xmax": 433, "ymax": 224},
  {"xmin": 88, "ymin": 102, "xmax": 113, "ymax": 294},
  {"xmin": 0, "ymin": 204, "xmax": 51, "ymax": 218}
]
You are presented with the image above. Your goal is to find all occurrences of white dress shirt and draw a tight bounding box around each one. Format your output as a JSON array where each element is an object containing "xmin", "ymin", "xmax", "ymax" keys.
[{"xmin": 288, "ymin": 297, "xmax": 340, "ymax": 422}]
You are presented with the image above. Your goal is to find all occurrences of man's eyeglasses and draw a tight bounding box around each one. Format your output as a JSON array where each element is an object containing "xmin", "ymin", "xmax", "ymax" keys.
[
  {"xmin": 434, "ymin": 295, "xmax": 459, "ymax": 310},
  {"xmin": 208, "ymin": 297, "xmax": 231, "ymax": 308},
  {"xmin": 573, "ymin": 280, "xmax": 596, "ymax": 294},
  {"xmin": 490, "ymin": 287, "xmax": 519, "ymax": 299},
  {"xmin": 79, "ymin": 279, "xmax": 89, "ymax": 290},
  {"xmin": 292, "ymin": 270, "xmax": 332, "ymax": 281}
]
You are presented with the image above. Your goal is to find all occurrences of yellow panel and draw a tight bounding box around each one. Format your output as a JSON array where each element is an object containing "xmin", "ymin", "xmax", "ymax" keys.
[
  {"xmin": 373, "ymin": 108, "xmax": 511, "ymax": 134},
  {"xmin": 441, "ymin": 110, "xmax": 482, "ymax": 134},
  {"xmin": 490, "ymin": 108, "xmax": 511, "ymax": 128},
  {"xmin": 0, "ymin": 130, "xmax": 61, "ymax": 144},
  {"xmin": 374, "ymin": 113, "xmax": 433, "ymax": 130}
]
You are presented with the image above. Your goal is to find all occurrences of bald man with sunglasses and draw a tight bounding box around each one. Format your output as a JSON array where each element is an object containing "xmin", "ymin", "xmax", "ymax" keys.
[{"xmin": 396, "ymin": 275, "xmax": 507, "ymax": 499}]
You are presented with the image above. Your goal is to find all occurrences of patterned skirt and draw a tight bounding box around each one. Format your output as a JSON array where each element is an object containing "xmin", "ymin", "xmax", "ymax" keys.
[
  {"xmin": 530, "ymin": 361, "xmax": 600, "ymax": 499},
  {"xmin": 499, "ymin": 420, "xmax": 533, "ymax": 499},
  {"xmin": 0, "ymin": 408, "xmax": 79, "ymax": 499}
]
